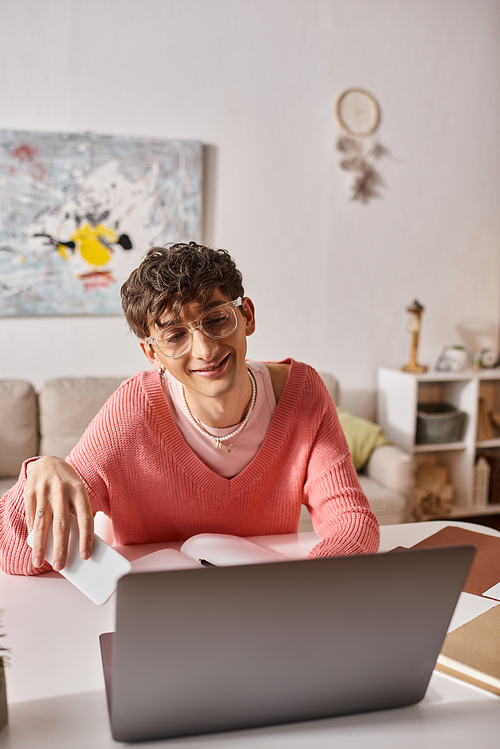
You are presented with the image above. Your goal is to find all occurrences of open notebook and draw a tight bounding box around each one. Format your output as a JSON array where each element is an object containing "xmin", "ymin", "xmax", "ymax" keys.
[
  {"xmin": 128, "ymin": 532, "xmax": 288, "ymax": 572},
  {"xmin": 100, "ymin": 544, "xmax": 474, "ymax": 742}
]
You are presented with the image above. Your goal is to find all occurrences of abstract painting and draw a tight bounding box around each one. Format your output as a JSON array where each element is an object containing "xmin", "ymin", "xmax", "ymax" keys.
[{"xmin": 0, "ymin": 130, "xmax": 202, "ymax": 315}]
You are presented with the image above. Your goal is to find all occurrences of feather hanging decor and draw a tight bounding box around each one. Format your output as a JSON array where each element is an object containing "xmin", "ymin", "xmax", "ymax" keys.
[{"xmin": 335, "ymin": 89, "xmax": 387, "ymax": 203}]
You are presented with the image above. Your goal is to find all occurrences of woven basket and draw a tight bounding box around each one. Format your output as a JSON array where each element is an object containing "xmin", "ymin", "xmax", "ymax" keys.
[{"xmin": 416, "ymin": 403, "xmax": 466, "ymax": 445}]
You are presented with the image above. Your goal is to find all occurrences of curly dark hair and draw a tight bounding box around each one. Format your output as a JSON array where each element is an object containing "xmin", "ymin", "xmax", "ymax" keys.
[{"xmin": 121, "ymin": 241, "xmax": 245, "ymax": 339}]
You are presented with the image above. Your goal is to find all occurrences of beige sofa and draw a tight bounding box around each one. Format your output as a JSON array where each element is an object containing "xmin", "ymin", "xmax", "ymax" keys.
[{"xmin": 0, "ymin": 374, "xmax": 414, "ymax": 534}]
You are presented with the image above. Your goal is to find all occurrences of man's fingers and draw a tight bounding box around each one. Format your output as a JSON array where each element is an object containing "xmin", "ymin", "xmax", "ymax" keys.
[
  {"xmin": 24, "ymin": 487, "xmax": 37, "ymax": 534},
  {"xmin": 76, "ymin": 508, "xmax": 94, "ymax": 561},
  {"xmin": 73, "ymin": 487, "xmax": 94, "ymax": 561},
  {"xmin": 25, "ymin": 503, "xmax": 35, "ymax": 535},
  {"xmin": 51, "ymin": 505, "xmax": 71, "ymax": 572},
  {"xmin": 22, "ymin": 455, "xmax": 94, "ymax": 570},
  {"xmin": 30, "ymin": 502, "xmax": 52, "ymax": 568}
]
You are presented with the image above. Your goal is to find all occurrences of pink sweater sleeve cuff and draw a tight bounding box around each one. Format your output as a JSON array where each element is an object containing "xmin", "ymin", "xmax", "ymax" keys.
[
  {"xmin": 0, "ymin": 457, "xmax": 52, "ymax": 576},
  {"xmin": 307, "ymin": 520, "xmax": 380, "ymax": 559}
]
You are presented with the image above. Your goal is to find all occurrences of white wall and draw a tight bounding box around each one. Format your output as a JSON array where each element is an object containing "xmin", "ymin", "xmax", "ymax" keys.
[{"xmin": 1, "ymin": 0, "xmax": 499, "ymax": 419}]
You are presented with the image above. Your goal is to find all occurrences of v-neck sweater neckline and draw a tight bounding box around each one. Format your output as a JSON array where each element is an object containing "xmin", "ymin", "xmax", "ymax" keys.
[{"xmin": 142, "ymin": 358, "xmax": 305, "ymax": 496}]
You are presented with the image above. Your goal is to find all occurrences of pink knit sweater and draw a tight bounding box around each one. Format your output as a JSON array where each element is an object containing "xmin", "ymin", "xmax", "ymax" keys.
[{"xmin": 0, "ymin": 360, "xmax": 379, "ymax": 575}]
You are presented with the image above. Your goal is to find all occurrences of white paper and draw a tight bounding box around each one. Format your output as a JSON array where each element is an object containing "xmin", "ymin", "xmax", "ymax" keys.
[{"xmin": 482, "ymin": 581, "xmax": 500, "ymax": 601}]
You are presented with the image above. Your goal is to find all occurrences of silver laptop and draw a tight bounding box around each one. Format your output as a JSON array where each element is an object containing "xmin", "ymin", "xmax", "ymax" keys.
[{"xmin": 100, "ymin": 545, "xmax": 474, "ymax": 742}]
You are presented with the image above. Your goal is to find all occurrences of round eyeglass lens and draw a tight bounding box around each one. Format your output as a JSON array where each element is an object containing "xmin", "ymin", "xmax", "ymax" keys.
[
  {"xmin": 156, "ymin": 327, "xmax": 191, "ymax": 357},
  {"xmin": 201, "ymin": 306, "xmax": 238, "ymax": 338}
]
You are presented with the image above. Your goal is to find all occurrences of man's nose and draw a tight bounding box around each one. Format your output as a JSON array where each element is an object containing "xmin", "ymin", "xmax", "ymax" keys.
[{"xmin": 190, "ymin": 327, "xmax": 217, "ymax": 358}]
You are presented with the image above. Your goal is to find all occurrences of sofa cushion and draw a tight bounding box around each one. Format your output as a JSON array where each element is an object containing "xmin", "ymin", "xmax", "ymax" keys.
[
  {"xmin": 0, "ymin": 477, "xmax": 18, "ymax": 495},
  {"xmin": 364, "ymin": 444, "xmax": 414, "ymax": 513},
  {"xmin": 318, "ymin": 372, "xmax": 340, "ymax": 404},
  {"xmin": 298, "ymin": 474, "xmax": 407, "ymax": 531},
  {"xmin": 0, "ymin": 380, "xmax": 38, "ymax": 477},
  {"xmin": 336, "ymin": 407, "xmax": 391, "ymax": 471},
  {"xmin": 39, "ymin": 377, "xmax": 127, "ymax": 458},
  {"xmin": 357, "ymin": 475, "xmax": 408, "ymax": 525}
]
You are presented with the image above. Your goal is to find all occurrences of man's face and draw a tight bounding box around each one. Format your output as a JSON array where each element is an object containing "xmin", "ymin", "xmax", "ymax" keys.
[{"xmin": 141, "ymin": 290, "xmax": 255, "ymax": 402}]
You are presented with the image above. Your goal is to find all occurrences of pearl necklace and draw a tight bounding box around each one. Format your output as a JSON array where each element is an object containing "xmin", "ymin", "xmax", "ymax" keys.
[{"xmin": 180, "ymin": 369, "xmax": 257, "ymax": 453}]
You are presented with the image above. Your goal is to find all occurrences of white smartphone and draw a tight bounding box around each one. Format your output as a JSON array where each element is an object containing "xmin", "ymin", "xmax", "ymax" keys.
[{"xmin": 27, "ymin": 514, "xmax": 131, "ymax": 605}]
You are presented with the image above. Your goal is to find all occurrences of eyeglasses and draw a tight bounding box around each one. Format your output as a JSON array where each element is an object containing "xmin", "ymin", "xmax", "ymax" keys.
[{"xmin": 147, "ymin": 298, "xmax": 243, "ymax": 359}]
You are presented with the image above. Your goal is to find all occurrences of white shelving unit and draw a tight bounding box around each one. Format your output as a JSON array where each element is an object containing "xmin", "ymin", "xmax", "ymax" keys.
[{"xmin": 377, "ymin": 367, "xmax": 500, "ymax": 518}]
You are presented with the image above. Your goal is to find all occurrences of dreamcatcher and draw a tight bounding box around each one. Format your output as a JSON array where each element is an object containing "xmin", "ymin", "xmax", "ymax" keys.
[{"xmin": 335, "ymin": 88, "xmax": 387, "ymax": 203}]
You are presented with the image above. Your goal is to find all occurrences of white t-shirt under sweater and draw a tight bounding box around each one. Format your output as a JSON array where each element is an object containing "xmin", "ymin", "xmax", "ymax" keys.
[{"xmin": 163, "ymin": 360, "xmax": 276, "ymax": 479}]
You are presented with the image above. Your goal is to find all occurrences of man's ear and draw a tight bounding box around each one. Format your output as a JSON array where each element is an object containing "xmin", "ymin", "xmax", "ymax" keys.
[
  {"xmin": 241, "ymin": 297, "xmax": 256, "ymax": 337},
  {"xmin": 139, "ymin": 339, "xmax": 161, "ymax": 369}
]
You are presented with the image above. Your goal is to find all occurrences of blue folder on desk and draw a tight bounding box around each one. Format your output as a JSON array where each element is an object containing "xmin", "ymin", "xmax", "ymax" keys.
[{"xmin": 100, "ymin": 545, "xmax": 474, "ymax": 742}]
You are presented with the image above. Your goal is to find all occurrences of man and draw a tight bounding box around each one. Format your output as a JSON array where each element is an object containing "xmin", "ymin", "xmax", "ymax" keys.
[{"xmin": 0, "ymin": 242, "xmax": 379, "ymax": 575}]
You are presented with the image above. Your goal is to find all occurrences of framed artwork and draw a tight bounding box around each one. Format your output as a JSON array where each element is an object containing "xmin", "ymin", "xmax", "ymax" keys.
[{"xmin": 0, "ymin": 130, "xmax": 202, "ymax": 316}]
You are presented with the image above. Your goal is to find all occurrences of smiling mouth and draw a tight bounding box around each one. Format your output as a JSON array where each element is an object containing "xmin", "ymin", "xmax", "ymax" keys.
[{"xmin": 192, "ymin": 354, "xmax": 229, "ymax": 373}]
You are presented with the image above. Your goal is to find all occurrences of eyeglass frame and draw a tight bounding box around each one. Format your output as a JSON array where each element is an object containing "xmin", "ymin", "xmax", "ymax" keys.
[{"xmin": 146, "ymin": 297, "xmax": 244, "ymax": 359}]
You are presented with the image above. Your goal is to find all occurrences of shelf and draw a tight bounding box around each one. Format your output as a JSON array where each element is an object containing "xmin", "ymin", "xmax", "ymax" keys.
[
  {"xmin": 378, "ymin": 368, "xmax": 500, "ymax": 517},
  {"xmin": 414, "ymin": 442, "xmax": 467, "ymax": 453},
  {"xmin": 477, "ymin": 438, "xmax": 500, "ymax": 449},
  {"xmin": 446, "ymin": 504, "xmax": 500, "ymax": 519},
  {"xmin": 413, "ymin": 371, "xmax": 474, "ymax": 382},
  {"xmin": 382, "ymin": 366, "xmax": 500, "ymax": 383},
  {"xmin": 391, "ymin": 368, "xmax": 476, "ymax": 383},
  {"xmin": 475, "ymin": 368, "xmax": 500, "ymax": 381}
]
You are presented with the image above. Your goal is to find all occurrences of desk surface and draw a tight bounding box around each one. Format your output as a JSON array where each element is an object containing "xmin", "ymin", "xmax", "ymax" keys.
[{"xmin": 1, "ymin": 521, "xmax": 499, "ymax": 748}]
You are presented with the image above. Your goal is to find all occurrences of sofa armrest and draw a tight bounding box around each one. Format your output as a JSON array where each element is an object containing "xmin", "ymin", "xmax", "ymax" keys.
[{"xmin": 363, "ymin": 445, "xmax": 415, "ymax": 521}]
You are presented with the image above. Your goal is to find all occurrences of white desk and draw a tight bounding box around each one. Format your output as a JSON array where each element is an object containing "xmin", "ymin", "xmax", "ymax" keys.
[{"xmin": 1, "ymin": 521, "xmax": 499, "ymax": 748}]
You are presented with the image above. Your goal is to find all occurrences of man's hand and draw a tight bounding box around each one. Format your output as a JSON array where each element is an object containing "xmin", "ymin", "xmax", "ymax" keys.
[{"xmin": 24, "ymin": 456, "xmax": 94, "ymax": 571}]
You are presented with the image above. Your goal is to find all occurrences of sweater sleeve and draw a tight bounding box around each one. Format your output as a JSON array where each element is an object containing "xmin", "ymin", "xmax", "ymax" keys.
[
  {"xmin": 0, "ymin": 395, "xmax": 114, "ymax": 576},
  {"xmin": 0, "ymin": 459, "xmax": 52, "ymax": 575},
  {"xmin": 302, "ymin": 376, "xmax": 380, "ymax": 559}
]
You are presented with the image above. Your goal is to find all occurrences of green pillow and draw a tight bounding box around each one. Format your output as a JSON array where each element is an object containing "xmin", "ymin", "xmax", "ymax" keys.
[{"xmin": 336, "ymin": 407, "xmax": 391, "ymax": 471}]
